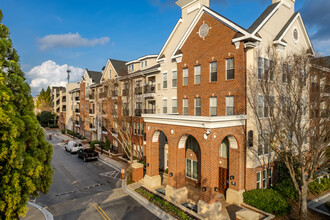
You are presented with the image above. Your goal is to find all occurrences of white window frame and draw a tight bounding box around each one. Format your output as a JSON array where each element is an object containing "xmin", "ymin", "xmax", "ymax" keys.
[
  {"xmin": 172, "ymin": 70, "xmax": 177, "ymax": 88},
  {"xmin": 186, "ymin": 158, "xmax": 198, "ymax": 180},
  {"xmin": 257, "ymin": 171, "xmax": 261, "ymax": 189},
  {"xmin": 210, "ymin": 97, "xmax": 217, "ymax": 116},
  {"xmin": 226, "ymin": 58, "xmax": 235, "ymax": 80},
  {"xmin": 183, "ymin": 98, "xmax": 188, "ymax": 115},
  {"xmin": 194, "ymin": 65, "xmax": 201, "ymax": 84},
  {"xmin": 226, "ymin": 96, "xmax": 235, "ymax": 116},
  {"xmin": 194, "ymin": 97, "xmax": 201, "ymax": 116},
  {"xmin": 262, "ymin": 169, "xmax": 267, "ymax": 189},
  {"xmin": 163, "ymin": 72, "xmax": 168, "ymax": 89},
  {"xmin": 163, "ymin": 98, "xmax": 168, "ymax": 114},
  {"xmin": 172, "ymin": 98, "xmax": 177, "ymax": 113},
  {"xmin": 210, "ymin": 62, "xmax": 217, "ymax": 82},
  {"xmin": 183, "ymin": 68, "xmax": 188, "ymax": 86}
]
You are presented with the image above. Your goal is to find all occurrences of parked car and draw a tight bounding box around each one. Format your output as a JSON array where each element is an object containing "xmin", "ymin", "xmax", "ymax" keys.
[
  {"xmin": 65, "ymin": 141, "xmax": 83, "ymax": 154},
  {"xmin": 77, "ymin": 148, "xmax": 99, "ymax": 162}
]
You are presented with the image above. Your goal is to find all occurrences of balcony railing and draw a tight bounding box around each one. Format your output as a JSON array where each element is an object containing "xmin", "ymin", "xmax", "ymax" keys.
[
  {"xmin": 102, "ymin": 126, "xmax": 108, "ymax": 132},
  {"xmin": 90, "ymin": 123, "xmax": 95, "ymax": 129},
  {"xmin": 144, "ymin": 85, "xmax": 156, "ymax": 94},
  {"xmin": 144, "ymin": 109, "xmax": 155, "ymax": 114},
  {"xmin": 135, "ymin": 87, "xmax": 142, "ymax": 95},
  {"xmin": 89, "ymin": 94, "xmax": 95, "ymax": 100},
  {"xmin": 99, "ymin": 92, "xmax": 107, "ymax": 99},
  {"xmin": 112, "ymin": 90, "xmax": 118, "ymax": 97},
  {"xmin": 62, "ymin": 108, "xmax": 66, "ymax": 112},
  {"xmin": 122, "ymin": 89, "xmax": 129, "ymax": 96},
  {"xmin": 89, "ymin": 109, "xmax": 95, "ymax": 114},
  {"xmin": 75, "ymin": 121, "xmax": 79, "ymax": 125},
  {"xmin": 135, "ymin": 109, "xmax": 142, "ymax": 116}
]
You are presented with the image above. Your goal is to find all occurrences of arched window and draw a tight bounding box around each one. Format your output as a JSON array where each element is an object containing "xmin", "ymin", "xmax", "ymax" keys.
[
  {"xmin": 186, "ymin": 135, "xmax": 199, "ymax": 152},
  {"xmin": 185, "ymin": 136, "xmax": 199, "ymax": 180},
  {"xmin": 220, "ymin": 137, "xmax": 229, "ymax": 158}
]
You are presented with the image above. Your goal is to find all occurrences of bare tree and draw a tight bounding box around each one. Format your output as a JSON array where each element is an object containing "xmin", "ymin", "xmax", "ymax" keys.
[
  {"xmin": 247, "ymin": 47, "xmax": 329, "ymax": 219},
  {"xmin": 103, "ymin": 78, "xmax": 141, "ymax": 180}
]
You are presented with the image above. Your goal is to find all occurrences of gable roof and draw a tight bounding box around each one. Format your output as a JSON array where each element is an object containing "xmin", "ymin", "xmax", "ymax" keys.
[
  {"xmin": 172, "ymin": 5, "xmax": 257, "ymax": 58},
  {"xmin": 109, "ymin": 59, "xmax": 128, "ymax": 77},
  {"xmin": 87, "ymin": 70, "xmax": 102, "ymax": 84},
  {"xmin": 273, "ymin": 12, "xmax": 314, "ymax": 54},
  {"xmin": 247, "ymin": 2, "xmax": 280, "ymax": 34}
]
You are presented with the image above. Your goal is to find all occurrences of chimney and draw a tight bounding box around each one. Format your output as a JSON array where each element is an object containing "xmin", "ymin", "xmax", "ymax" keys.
[{"xmin": 176, "ymin": 0, "xmax": 209, "ymax": 20}]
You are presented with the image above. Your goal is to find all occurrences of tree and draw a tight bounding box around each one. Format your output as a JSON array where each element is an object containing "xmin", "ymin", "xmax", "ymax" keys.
[
  {"xmin": 0, "ymin": 10, "xmax": 53, "ymax": 219},
  {"xmin": 247, "ymin": 47, "xmax": 329, "ymax": 219},
  {"xmin": 102, "ymin": 78, "xmax": 139, "ymax": 180},
  {"xmin": 36, "ymin": 86, "xmax": 51, "ymax": 111}
]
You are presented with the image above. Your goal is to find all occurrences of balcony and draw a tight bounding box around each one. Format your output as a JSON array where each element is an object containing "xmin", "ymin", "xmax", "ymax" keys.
[
  {"xmin": 135, "ymin": 87, "xmax": 142, "ymax": 95},
  {"xmin": 112, "ymin": 90, "xmax": 118, "ymax": 99},
  {"xmin": 89, "ymin": 109, "xmax": 95, "ymax": 115},
  {"xmin": 144, "ymin": 109, "xmax": 156, "ymax": 114},
  {"xmin": 102, "ymin": 126, "xmax": 108, "ymax": 134},
  {"xmin": 123, "ymin": 109, "xmax": 129, "ymax": 116},
  {"xmin": 122, "ymin": 89, "xmax": 129, "ymax": 96},
  {"xmin": 144, "ymin": 84, "xmax": 156, "ymax": 94},
  {"xmin": 99, "ymin": 91, "xmax": 107, "ymax": 99},
  {"xmin": 75, "ymin": 109, "xmax": 80, "ymax": 113},
  {"xmin": 135, "ymin": 109, "xmax": 142, "ymax": 116},
  {"xmin": 75, "ymin": 121, "xmax": 80, "ymax": 127},
  {"xmin": 90, "ymin": 123, "xmax": 96, "ymax": 131},
  {"xmin": 62, "ymin": 107, "xmax": 66, "ymax": 112},
  {"xmin": 75, "ymin": 97, "xmax": 80, "ymax": 101},
  {"xmin": 89, "ymin": 94, "xmax": 95, "ymax": 100}
]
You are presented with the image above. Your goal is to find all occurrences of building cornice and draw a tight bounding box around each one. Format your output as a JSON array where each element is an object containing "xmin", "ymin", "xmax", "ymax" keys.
[{"xmin": 142, "ymin": 114, "xmax": 247, "ymax": 129}]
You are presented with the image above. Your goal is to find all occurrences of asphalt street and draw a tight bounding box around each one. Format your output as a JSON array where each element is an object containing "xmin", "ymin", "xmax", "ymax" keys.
[{"xmin": 36, "ymin": 131, "xmax": 159, "ymax": 220}]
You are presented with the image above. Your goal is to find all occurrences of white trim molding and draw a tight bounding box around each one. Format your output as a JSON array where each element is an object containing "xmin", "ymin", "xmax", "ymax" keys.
[{"xmin": 142, "ymin": 114, "xmax": 247, "ymax": 129}]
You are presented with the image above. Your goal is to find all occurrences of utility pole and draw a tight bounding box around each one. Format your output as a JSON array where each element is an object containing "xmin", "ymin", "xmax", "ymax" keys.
[{"xmin": 67, "ymin": 69, "xmax": 71, "ymax": 84}]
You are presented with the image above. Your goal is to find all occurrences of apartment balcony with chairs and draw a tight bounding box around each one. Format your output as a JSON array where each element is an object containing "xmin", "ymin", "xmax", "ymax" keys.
[
  {"xmin": 135, "ymin": 87, "xmax": 142, "ymax": 95},
  {"xmin": 144, "ymin": 84, "xmax": 156, "ymax": 94}
]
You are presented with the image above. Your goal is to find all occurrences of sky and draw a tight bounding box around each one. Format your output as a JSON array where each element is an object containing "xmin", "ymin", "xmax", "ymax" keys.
[{"xmin": 1, "ymin": 0, "xmax": 329, "ymax": 96}]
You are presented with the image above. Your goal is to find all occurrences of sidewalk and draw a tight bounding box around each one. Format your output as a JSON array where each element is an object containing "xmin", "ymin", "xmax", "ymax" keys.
[{"xmin": 21, "ymin": 202, "xmax": 53, "ymax": 220}]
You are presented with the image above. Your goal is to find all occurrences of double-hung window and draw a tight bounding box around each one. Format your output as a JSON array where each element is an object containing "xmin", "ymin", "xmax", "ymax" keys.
[
  {"xmin": 258, "ymin": 57, "xmax": 263, "ymax": 80},
  {"xmin": 172, "ymin": 99, "xmax": 177, "ymax": 113},
  {"xmin": 210, "ymin": 62, "xmax": 217, "ymax": 82},
  {"xmin": 210, "ymin": 97, "xmax": 217, "ymax": 116},
  {"xmin": 226, "ymin": 58, "xmax": 235, "ymax": 80},
  {"xmin": 163, "ymin": 72, "xmax": 167, "ymax": 89},
  {"xmin": 186, "ymin": 159, "xmax": 198, "ymax": 180},
  {"xmin": 140, "ymin": 123, "xmax": 144, "ymax": 136},
  {"xmin": 263, "ymin": 169, "xmax": 267, "ymax": 189},
  {"xmin": 226, "ymin": 96, "xmax": 235, "ymax": 116},
  {"xmin": 172, "ymin": 70, "xmax": 177, "ymax": 88},
  {"xmin": 194, "ymin": 65, "xmax": 201, "ymax": 84},
  {"xmin": 163, "ymin": 99, "xmax": 167, "ymax": 114},
  {"xmin": 195, "ymin": 98, "xmax": 201, "ymax": 116},
  {"xmin": 183, "ymin": 98, "xmax": 188, "ymax": 115},
  {"xmin": 257, "ymin": 172, "xmax": 261, "ymax": 189},
  {"xmin": 264, "ymin": 59, "xmax": 269, "ymax": 80},
  {"xmin": 183, "ymin": 68, "xmax": 188, "ymax": 86},
  {"xmin": 270, "ymin": 60, "xmax": 274, "ymax": 81},
  {"xmin": 283, "ymin": 64, "xmax": 287, "ymax": 83},
  {"xmin": 133, "ymin": 123, "xmax": 136, "ymax": 135},
  {"xmin": 264, "ymin": 96, "xmax": 269, "ymax": 117},
  {"xmin": 258, "ymin": 95, "xmax": 263, "ymax": 117}
]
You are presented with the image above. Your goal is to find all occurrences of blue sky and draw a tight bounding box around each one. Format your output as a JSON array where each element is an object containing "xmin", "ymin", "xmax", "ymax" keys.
[{"xmin": 1, "ymin": 0, "xmax": 329, "ymax": 95}]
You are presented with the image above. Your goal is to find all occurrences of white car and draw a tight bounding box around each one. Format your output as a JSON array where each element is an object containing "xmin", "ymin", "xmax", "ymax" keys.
[{"xmin": 65, "ymin": 141, "xmax": 83, "ymax": 154}]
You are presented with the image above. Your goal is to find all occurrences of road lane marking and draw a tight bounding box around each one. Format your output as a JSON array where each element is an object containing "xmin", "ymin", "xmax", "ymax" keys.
[{"xmin": 94, "ymin": 204, "xmax": 111, "ymax": 220}]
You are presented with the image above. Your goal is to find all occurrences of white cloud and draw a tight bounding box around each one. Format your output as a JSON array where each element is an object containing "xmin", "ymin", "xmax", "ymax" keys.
[
  {"xmin": 27, "ymin": 60, "xmax": 84, "ymax": 95},
  {"xmin": 38, "ymin": 32, "xmax": 109, "ymax": 51}
]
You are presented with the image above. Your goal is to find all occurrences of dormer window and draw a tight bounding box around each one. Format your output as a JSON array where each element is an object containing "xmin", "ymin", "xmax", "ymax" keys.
[
  {"xmin": 129, "ymin": 65, "xmax": 134, "ymax": 72},
  {"xmin": 145, "ymin": 60, "xmax": 147, "ymax": 67},
  {"xmin": 141, "ymin": 62, "xmax": 144, "ymax": 68}
]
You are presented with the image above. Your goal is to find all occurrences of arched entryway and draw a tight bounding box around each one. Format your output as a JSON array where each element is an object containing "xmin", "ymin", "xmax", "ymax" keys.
[
  {"xmin": 218, "ymin": 135, "xmax": 238, "ymax": 195},
  {"xmin": 151, "ymin": 130, "xmax": 168, "ymax": 186},
  {"xmin": 181, "ymin": 135, "xmax": 201, "ymax": 203}
]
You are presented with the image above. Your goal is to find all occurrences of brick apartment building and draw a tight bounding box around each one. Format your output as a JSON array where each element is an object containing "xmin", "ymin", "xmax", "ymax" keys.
[{"xmin": 62, "ymin": 0, "xmax": 317, "ymax": 218}]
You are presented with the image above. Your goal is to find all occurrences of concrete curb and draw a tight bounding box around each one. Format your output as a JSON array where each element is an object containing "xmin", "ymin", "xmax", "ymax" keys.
[
  {"xmin": 307, "ymin": 192, "xmax": 330, "ymax": 217},
  {"xmin": 27, "ymin": 202, "xmax": 53, "ymax": 220},
  {"xmin": 122, "ymin": 181, "xmax": 176, "ymax": 220},
  {"xmin": 98, "ymin": 156, "xmax": 121, "ymax": 172}
]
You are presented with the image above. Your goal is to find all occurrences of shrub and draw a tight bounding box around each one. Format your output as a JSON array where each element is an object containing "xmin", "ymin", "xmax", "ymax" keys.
[
  {"xmin": 309, "ymin": 177, "xmax": 330, "ymax": 195},
  {"xmin": 90, "ymin": 140, "xmax": 101, "ymax": 149},
  {"xmin": 273, "ymin": 178, "xmax": 298, "ymax": 201},
  {"xmin": 49, "ymin": 124, "xmax": 59, "ymax": 128},
  {"xmin": 244, "ymin": 189, "xmax": 290, "ymax": 216},
  {"xmin": 165, "ymin": 168, "xmax": 168, "ymax": 174},
  {"xmin": 104, "ymin": 138, "xmax": 110, "ymax": 150},
  {"xmin": 61, "ymin": 129, "xmax": 66, "ymax": 134}
]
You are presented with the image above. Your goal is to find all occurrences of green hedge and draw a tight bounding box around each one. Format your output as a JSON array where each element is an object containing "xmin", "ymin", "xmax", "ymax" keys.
[
  {"xmin": 104, "ymin": 138, "xmax": 110, "ymax": 150},
  {"xmin": 273, "ymin": 179, "xmax": 299, "ymax": 201},
  {"xmin": 61, "ymin": 129, "xmax": 66, "ymax": 134},
  {"xmin": 90, "ymin": 140, "xmax": 101, "ymax": 149},
  {"xmin": 309, "ymin": 177, "xmax": 330, "ymax": 195},
  {"xmin": 66, "ymin": 129, "xmax": 86, "ymax": 140},
  {"xmin": 49, "ymin": 124, "xmax": 59, "ymax": 128},
  {"xmin": 244, "ymin": 189, "xmax": 290, "ymax": 216},
  {"xmin": 135, "ymin": 187, "xmax": 195, "ymax": 220}
]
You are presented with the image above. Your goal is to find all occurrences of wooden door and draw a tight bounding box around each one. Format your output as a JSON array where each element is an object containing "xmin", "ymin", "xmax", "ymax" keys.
[{"xmin": 219, "ymin": 167, "xmax": 228, "ymax": 194}]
